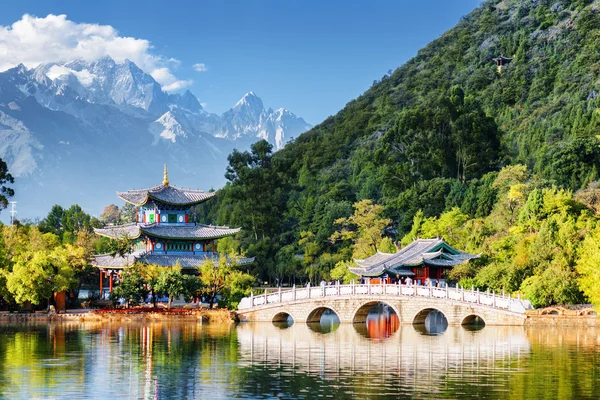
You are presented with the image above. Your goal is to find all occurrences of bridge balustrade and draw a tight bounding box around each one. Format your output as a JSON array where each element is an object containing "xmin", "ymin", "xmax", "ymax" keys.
[{"xmin": 239, "ymin": 283, "xmax": 532, "ymax": 314}]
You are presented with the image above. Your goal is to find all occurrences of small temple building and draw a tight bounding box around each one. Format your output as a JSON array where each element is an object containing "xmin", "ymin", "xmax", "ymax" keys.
[
  {"xmin": 93, "ymin": 165, "xmax": 252, "ymax": 293},
  {"xmin": 349, "ymin": 238, "xmax": 478, "ymax": 285},
  {"xmin": 493, "ymin": 55, "xmax": 512, "ymax": 73}
]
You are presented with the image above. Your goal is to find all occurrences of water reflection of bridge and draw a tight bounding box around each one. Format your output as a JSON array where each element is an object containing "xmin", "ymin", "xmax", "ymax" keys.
[{"xmin": 237, "ymin": 323, "xmax": 531, "ymax": 381}]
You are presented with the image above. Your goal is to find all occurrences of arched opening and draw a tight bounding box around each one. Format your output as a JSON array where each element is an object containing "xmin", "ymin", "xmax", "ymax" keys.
[
  {"xmin": 413, "ymin": 308, "xmax": 448, "ymax": 335},
  {"xmin": 588, "ymin": 310, "xmax": 597, "ymax": 316},
  {"xmin": 548, "ymin": 310, "xmax": 559, "ymax": 315},
  {"xmin": 353, "ymin": 301, "xmax": 400, "ymax": 339},
  {"xmin": 461, "ymin": 314, "xmax": 486, "ymax": 331},
  {"xmin": 272, "ymin": 312, "xmax": 294, "ymax": 329},
  {"xmin": 306, "ymin": 307, "xmax": 340, "ymax": 333}
]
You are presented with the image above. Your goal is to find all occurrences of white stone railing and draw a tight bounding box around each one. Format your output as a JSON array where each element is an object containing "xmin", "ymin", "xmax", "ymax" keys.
[{"xmin": 238, "ymin": 282, "xmax": 533, "ymax": 314}]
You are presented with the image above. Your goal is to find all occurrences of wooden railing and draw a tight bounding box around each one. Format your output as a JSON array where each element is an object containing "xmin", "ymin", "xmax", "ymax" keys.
[{"xmin": 238, "ymin": 282, "xmax": 532, "ymax": 314}]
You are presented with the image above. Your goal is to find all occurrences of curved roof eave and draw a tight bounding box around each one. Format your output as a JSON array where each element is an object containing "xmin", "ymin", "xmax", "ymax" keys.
[
  {"xmin": 117, "ymin": 193, "xmax": 149, "ymax": 207},
  {"xmin": 139, "ymin": 228, "xmax": 241, "ymax": 241},
  {"xmin": 93, "ymin": 227, "xmax": 142, "ymax": 240}
]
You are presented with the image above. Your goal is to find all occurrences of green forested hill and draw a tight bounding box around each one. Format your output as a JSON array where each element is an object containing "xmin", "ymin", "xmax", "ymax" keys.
[{"xmin": 195, "ymin": 0, "xmax": 600, "ymax": 307}]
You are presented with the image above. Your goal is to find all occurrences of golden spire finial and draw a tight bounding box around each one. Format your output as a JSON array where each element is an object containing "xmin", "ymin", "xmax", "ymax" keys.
[{"xmin": 163, "ymin": 164, "xmax": 169, "ymax": 186}]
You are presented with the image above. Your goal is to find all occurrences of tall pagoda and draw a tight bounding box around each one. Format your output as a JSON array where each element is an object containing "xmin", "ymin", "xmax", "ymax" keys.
[{"xmin": 93, "ymin": 165, "xmax": 252, "ymax": 294}]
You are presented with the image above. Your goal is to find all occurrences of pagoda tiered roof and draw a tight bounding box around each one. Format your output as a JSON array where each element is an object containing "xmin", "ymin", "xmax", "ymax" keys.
[
  {"xmin": 117, "ymin": 184, "xmax": 215, "ymax": 206},
  {"xmin": 349, "ymin": 238, "xmax": 479, "ymax": 277},
  {"xmin": 93, "ymin": 253, "xmax": 255, "ymax": 269},
  {"xmin": 94, "ymin": 223, "xmax": 241, "ymax": 240}
]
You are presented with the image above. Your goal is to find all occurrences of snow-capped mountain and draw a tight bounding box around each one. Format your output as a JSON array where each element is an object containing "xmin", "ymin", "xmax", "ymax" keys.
[
  {"xmin": 0, "ymin": 57, "xmax": 311, "ymax": 219},
  {"xmin": 217, "ymin": 92, "xmax": 311, "ymax": 149}
]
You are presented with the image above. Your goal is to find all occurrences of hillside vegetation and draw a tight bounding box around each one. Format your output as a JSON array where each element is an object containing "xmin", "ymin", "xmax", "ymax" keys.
[{"xmin": 196, "ymin": 0, "xmax": 600, "ymax": 307}]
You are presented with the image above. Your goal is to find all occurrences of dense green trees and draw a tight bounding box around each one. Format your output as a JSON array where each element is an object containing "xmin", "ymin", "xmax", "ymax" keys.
[
  {"xmin": 98, "ymin": 203, "xmax": 136, "ymax": 225},
  {"xmin": 5, "ymin": 1, "xmax": 600, "ymax": 309},
  {"xmin": 38, "ymin": 204, "xmax": 102, "ymax": 242},
  {"xmin": 192, "ymin": 0, "xmax": 600, "ymax": 307},
  {"xmin": 330, "ymin": 199, "xmax": 392, "ymax": 259},
  {"xmin": 0, "ymin": 225, "xmax": 90, "ymax": 307},
  {"xmin": 199, "ymin": 255, "xmax": 254, "ymax": 309},
  {"xmin": 0, "ymin": 158, "xmax": 14, "ymax": 211}
]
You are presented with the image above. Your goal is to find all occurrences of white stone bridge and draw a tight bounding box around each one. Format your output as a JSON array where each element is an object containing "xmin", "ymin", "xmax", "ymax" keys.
[{"xmin": 237, "ymin": 283, "xmax": 532, "ymax": 326}]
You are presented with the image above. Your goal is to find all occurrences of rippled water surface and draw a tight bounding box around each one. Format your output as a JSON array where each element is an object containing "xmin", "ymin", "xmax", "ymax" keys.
[{"xmin": 0, "ymin": 317, "xmax": 599, "ymax": 399}]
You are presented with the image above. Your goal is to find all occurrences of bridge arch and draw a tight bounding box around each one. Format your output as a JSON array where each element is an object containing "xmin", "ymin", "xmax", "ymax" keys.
[
  {"xmin": 412, "ymin": 307, "xmax": 449, "ymax": 334},
  {"xmin": 306, "ymin": 305, "xmax": 342, "ymax": 324},
  {"xmin": 461, "ymin": 314, "xmax": 486, "ymax": 327},
  {"xmin": 272, "ymin": 311, "xmax": 294, "ymax": 324},
  {"xmin": 412, "ymin": 307, "xmax": 448, "ymax": 325},
  {"xmin": 352, "ymin": 301, "xmax": 401, "ymax": 324}
]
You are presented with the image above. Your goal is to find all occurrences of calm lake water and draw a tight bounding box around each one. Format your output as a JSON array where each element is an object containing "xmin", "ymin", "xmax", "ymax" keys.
[{"xmin": 0, "ymin": 313, "xmax": 599, "ymax": 399}]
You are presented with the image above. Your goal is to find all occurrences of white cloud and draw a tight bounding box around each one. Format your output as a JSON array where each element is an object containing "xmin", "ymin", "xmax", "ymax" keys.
[
  {"xmin": 0, "ymin": 14, "xmax": 191, "ymax": 92},
  {"xmin": 150, "ymin": 67, "xmax": 192, "ymax": 92},
  {"xmin": 193, "ymin": 63, "xmax": 207, "ymax": 72}
]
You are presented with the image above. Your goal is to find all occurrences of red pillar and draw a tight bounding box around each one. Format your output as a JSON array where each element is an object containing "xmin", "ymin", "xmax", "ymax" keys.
[
  {"xmin": 99, "ymin": 270, "xmax": 103, "ymax": 294},
  {"xmin": 212, "ymin": 241, "xmax": 215, "ymax": 253},
  {"xmin": 109, "ymin": 272, "xmax": 113, "ymax": 292}
]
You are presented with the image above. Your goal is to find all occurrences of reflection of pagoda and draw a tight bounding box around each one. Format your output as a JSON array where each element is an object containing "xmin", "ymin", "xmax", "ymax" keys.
[{"xmin": 93, "ymin": 165, "xmax": 252, "ymax": 293}]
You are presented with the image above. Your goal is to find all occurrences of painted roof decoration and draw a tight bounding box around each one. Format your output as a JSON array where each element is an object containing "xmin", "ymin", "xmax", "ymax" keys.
[
  {"xmin": 93, "ymin": 253, "xmax": 255, "ymax": 269},
  {"xmin": 349, "ymin": 238, "xmax": 479, "ymax": 277},
  {"xmin": 94, "ymin": 223, "xmax": 241, "ymax": 240}
]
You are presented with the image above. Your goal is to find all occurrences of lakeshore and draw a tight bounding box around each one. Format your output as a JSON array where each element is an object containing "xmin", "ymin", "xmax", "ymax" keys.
[
  {"xmin": 0, "ymin": 308, "xmax": 234, "ymax": 324},
  {"xmin": 0, "ymin": 306, "xmax": 596, "ymax": 326}
]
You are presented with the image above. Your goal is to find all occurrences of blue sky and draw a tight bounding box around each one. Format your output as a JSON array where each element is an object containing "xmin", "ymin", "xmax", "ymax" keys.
[{"xmin": 0, "ymin": 1, "xmax": 481, "ymax": 125}]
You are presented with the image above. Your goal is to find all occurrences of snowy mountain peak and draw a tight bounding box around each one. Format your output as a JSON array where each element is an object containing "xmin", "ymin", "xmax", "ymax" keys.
[
  {"xmin": 233, "ymin": 92, "xmax": 264, "ymax": 115},
  {"xmin": 150, "ymin": 111, "xmax": 187, "ymax": 143},
  {"xmin": 216, "ymin": 92, "xmax": 311, "ymax": 149}
]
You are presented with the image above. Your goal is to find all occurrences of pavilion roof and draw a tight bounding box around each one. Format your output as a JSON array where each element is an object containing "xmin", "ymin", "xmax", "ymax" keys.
[
  {"xmin": 94, "ymin": 223, "xmax": 240, "ymax": 240},
  {"xmin": 141, "ymin": 224, "xmax": 241, "ymax": 240},
  {"xmin": 92, "ymin": 253, "xmax": 255, "ymax": 269},
  {"xmin": 349, "ymin": 238, "xmax": 478, "ymax": 277},
  {"xmin": 94, "ymin": 223, "xmax": 142, "ymax": 239},
  {"xmin": 117, "ymin": 184, "xmax": 215, "ymax": 206}
]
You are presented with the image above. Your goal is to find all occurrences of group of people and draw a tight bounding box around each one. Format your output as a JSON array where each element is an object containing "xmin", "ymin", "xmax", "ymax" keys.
[
  {"xmin": 303, "ymin": 277, "xmax": 447, "ymax": 287},
  {"xmin": 319, "ymin": 280, "xmax": 340, "ymax": 287}
]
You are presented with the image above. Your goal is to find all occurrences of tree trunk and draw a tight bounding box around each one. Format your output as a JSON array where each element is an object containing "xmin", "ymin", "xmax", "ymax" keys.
[{"xmin": 168, "ymin": 294, "xmax": 172, "ymax": 310}]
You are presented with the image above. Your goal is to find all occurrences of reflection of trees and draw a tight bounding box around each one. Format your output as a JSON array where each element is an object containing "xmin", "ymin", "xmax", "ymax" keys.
[
  {"xmin": 505, "ymin": 327, "xmax": 600, "ymax": 399},
  {"xmin": 1, "ymin": 322, "xmax": 599, "ymax": 398},
  {"xmin": 0, "ymin": 323, "xmax": 86, "ymax": 394},
  {"xmin": 84, "ymin": 321, "xmax": 241, "ymax": 398}
]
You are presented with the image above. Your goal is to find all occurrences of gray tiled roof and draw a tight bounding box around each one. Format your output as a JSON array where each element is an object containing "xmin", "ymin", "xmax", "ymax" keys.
[
  {"xmin": 94, "ymin": 223, "xmax": 240, "ymax": 240},
  {"xmin": 117, "ymin": 184, "xmax": 216, "ymax": 206},
  {"xmin": 94, "ymin": 223, "xmax": 141, "ymax": 239},
  {"xmin": 349, "ymin": 238, "xmax": 478, "ymax": 277},
  {"xmin": 93, "ymin": 253, "xmax": 137, "ymax": 268},
  {"xmin": 92, "ymin": 253, "xmax": 255, "ymax": 269},
  {"xmin": 138, "ymin": 254, "xmax": 255, "ymax": 268},
  {"xmin": 141, "ymin": 224, "xmax": 241, "ymax": 239}
]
